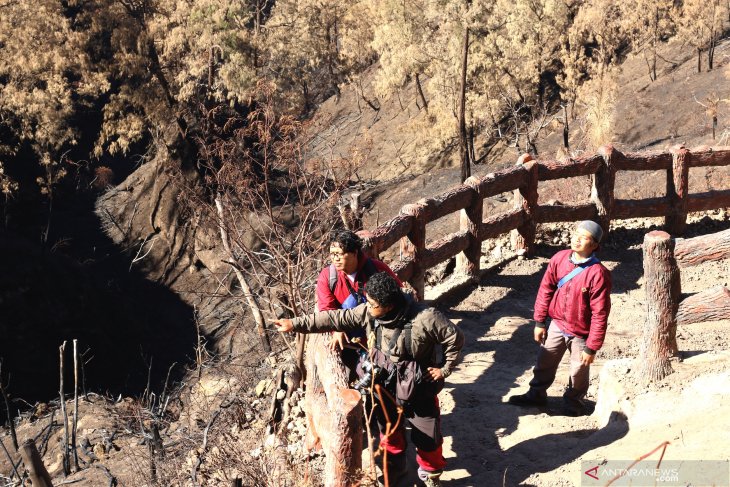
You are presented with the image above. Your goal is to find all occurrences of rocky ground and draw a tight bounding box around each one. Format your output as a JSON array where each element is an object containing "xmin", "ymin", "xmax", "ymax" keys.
[{"xmin": 414, "ymin": 213, "xmax": 730, "ymax": 486}]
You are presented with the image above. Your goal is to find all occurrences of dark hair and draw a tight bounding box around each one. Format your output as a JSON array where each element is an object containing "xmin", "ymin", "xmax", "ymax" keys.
[
  {"xmin": 365, "ymin": 272, "xmax": 404, "ymax": 308},
  {"xmin": 330, "ymin": 229, "xmax": 362, "ymax": 254}
]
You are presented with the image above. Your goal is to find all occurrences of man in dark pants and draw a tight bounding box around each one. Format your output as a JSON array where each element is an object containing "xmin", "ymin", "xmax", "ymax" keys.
[
  {"xmin": 508, "ymin": 220, "xmax": 612, "ymax": 416},
  {"xmin": 274, "ymin": 272, "xmax": 464, "ymax": 487}
]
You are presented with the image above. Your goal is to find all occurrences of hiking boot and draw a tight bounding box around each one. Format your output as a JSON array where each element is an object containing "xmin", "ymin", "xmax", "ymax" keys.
[
  {"xmin": 417, "ymin": 468, "xmax": 443, "ymax": 487},
  {"xmin": 507, "ymin": 392, "xmax": 547, "ymax": 407},
  {"xmin": 562, "ymin": 400, "xmax": 590, "ymax": 417}
]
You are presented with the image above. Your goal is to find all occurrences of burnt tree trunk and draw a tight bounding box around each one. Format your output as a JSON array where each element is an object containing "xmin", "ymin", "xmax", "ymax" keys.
[
  {"xmin": 665, "ymin": 146, "xmax": 689, "ymax": 235},
  {"xmin": 697, "ymin": 47, "xmax": 702, "ymax": 73},
  {"xmin": 511, "ymin": 154, "xmax": 537, "ymax": 256},
  {"xmin": 415, "ymin": 73, "xmax": 428, "ymax": 113},
  {"xmin": 562, "ymin": 104, "xmax": 570, "ymax": 150},
  {"xmin": 19, "ymin": 439, "xmax": 54, "ymax": 487},
  {"xmin": 636, "ymin": 231, "xmax": 680, "ymax": 383},
  {"xmin": 458, "ymin": 27, "xmax": 470, "ymax": 183}
]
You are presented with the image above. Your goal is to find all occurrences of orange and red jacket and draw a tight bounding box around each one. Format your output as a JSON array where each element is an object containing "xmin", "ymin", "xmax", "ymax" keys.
[{"xmin": 316, "ymin": 252, "xmax": 402, "ymax": 311}]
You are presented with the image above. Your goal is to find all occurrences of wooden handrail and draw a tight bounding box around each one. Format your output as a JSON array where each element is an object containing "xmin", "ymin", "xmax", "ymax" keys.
[{"xmin": 359, "ymin": 145, "xmax": 730, "ymax": 298}]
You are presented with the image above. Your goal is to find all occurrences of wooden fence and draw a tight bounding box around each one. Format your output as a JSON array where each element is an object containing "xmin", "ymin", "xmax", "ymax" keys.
[
  {"xmin": 359, "ymin": 145, "xmax": 730, "ymax": 298},
  {"xmin": 639, "ymin": 228, "xmax": 730, "ymax": 383}
]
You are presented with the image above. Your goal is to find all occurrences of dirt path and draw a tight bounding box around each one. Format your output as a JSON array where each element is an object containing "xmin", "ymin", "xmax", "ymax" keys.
[{"xmin": 412, "ymin": 217, "xmax": 730, "ymax": 486}]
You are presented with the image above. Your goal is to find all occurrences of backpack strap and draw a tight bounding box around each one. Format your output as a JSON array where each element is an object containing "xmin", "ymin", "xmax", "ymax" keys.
[
  {"xmin": 361, "ymin": 257, "xmax": 377, "ymax": 283},
  {"xmin": 331, "ymin": 257, "xmax": 377, "ymax": 304},
  {"xmin": 375, "ymin": 320, "xmax": 414, "ymax": 360},
  {"xmin": 328, "ymin": 263, "xmax": 338, "ymax": 292},
  {"xmin": 557, "ymin": 256, "xmax": 599, "ymax": 289}
]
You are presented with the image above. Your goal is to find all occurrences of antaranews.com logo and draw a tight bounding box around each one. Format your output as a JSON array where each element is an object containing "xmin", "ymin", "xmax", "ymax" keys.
[{"xmin": 581, "ymin": 460, "xmax": 729, "ymax": 486}]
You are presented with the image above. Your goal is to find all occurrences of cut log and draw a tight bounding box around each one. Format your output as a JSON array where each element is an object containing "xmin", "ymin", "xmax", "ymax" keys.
[
  {"xmin": 426, "ymin": 231, "xmax": 470, "ymax": 270},
  {"xmin": 474, "ymin": 164, "xmax": 528, "ymax": 198},
  {"xmin": 535, "ymin": 202, "xmax": 596, "ymax": 223},
  {"xmin": 674, "ymin": 228, "xmax": 730, "ymax": 267},
  {"xmin": 370, "ymin": 214, "xmax": 413, "ymax": 256},
  {"xmin": 615, "ymin": 150, "xmax": 672, "ymax": 171},
  {"xmin": 687, "ymin": 189, "xmax": 730, "ymax": 212},
  {"xmin": 613, "ymin": 198, "xmax": 672, "ymax": 219},
  {"xmin": 458, "ymin": 176, "xmax": 482, "ymax": 277},
  {"xmin": 636, "ymin": 231, "xmax": 680, "ymax": 383},
  {"xmin": 677, "ymin": 286, "xmax": 730, "ymax": 325},
  {"xmin": 536, "ymin": 154, "xmax": 602, "ymax": 180}
]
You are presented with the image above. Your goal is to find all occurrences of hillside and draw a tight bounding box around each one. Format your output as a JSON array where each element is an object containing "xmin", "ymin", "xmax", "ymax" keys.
[
  {"xmin": 306, "ymin": 37, "xmax": 730, "ymax": 236},
  {"xmin": 3, "ymin": 18, "xmax": 730, "ymax": 487}
]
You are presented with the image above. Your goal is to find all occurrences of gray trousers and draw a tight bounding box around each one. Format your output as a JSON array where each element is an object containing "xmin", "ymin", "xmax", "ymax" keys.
[{"xmin": 528, "ymin": 321, "xmax": 590, "ymax": 405}]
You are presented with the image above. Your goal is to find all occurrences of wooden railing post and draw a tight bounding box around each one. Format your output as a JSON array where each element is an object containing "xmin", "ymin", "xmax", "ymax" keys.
[
  {"xmin": 636, "ymin": 231, "xmax": 680, "ymax": 384},
  {"xmin": 19, "ymin": 439, "xmax": 54, "ymax": 487},
  {"xmin": 458, "ymin": 176, "xmax": 482, "ymax": 279},
  {"xmin": 665, "ymin": 145, "xmax": 689, "ymax": 235},
  {"xmin": 511, "ymin": 154, "xmax": 537, "ymax": 255},
  {"xmin": 400, "ymin": 203, "xmax": 427, "ymax": 300},
  {"xmin": 357, "ymin": 230, "xmax": 379, "ymax": 260},
  {"xmin": 592, "ymin": 145, "xmax": 617, "ymax": 238}
]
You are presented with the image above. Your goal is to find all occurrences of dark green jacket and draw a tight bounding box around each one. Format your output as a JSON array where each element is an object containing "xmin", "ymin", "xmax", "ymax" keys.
[{"xmin": 292, "ymin": 295, "xmax": 464, "ymax": 377}]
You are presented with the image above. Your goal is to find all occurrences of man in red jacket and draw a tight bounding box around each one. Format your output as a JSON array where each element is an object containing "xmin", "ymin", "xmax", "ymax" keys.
[
  {"xmin": 508, "ymin": 220, "xmax": 612, "ymax": 416},
  {"xmin": 316, "ymin": 229, "xmax": 401, "ymax": 353}
]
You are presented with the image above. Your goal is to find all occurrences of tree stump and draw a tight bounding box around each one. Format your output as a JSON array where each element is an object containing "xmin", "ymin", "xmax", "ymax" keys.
[
  {"xmin": 636, "ymin": 231, "xmax": 680, "ymax": 383},
  {"xmin": 304, "ymin": 333, "xmax": 362, "ymax": 487}
]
